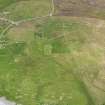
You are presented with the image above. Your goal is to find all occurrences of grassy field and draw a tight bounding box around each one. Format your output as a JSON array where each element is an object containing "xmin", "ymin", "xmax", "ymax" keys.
[
  {"xmin": 0, "ymin": 0, "xmax": 51, "ymax": 21},
  {"xmin": 0, "ymin": 0, "xmax": 17, "ymax": 10},
  {"xmin": 1, "ymin": 0, "xmax": 105, "ymax": 105},
  {"xmin": 0, "ymin": 16, "xmax": 105, "ymax": 105},
  {"xmin": 0, "ymin": 17, "xmax": 96, "ymax": 105}
]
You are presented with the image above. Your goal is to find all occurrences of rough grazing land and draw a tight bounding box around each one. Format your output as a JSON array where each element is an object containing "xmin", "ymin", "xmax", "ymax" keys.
[
  {"xmin": 54, "ymin": 0, "xmax": 105, "ymax": 19},
  {"xmin": 0, "ymin": 0, "xmax": 105, "ymax": 105}
]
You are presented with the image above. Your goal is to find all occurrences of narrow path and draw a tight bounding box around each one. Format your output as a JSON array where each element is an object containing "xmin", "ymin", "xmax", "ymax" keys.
[
  {"xmin": 0, "ymin": 24, "xmax": 13, "ymax": 39},
  {"xmin": 17, "ymin": 15, "xmax": 50, "ymax": 25},
  {"xmin": 0, "ymin": 18, "xmax": 18, "ymax": 25}
]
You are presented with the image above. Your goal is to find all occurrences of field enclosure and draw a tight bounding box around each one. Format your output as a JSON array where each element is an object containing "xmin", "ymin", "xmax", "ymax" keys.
[{"xmin": 0, "ymin": 0, "xmax": 105, "ymax": 105}]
